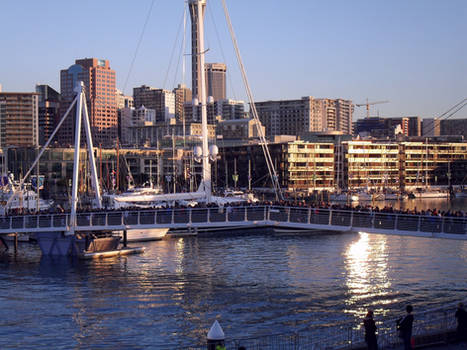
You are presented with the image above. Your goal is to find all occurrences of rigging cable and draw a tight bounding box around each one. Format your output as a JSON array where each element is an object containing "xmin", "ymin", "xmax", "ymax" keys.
[
  {"xmin": 221, "ymin": 0, "xmax": 283, "ymax": 200},
  {"xmin": 122, "ymin": 0, "xmax": 158, "ymax": 95},
  {"xmin": 163, "ymin": 5, "xmax": 187, "ymax": 90},
  {"xmin": 421, "ymin": 97, "xmax": 467, "ymax": 137},
  {"xmin": 207, "ymin": 2, "xmax": 238, "ymax": 101}
]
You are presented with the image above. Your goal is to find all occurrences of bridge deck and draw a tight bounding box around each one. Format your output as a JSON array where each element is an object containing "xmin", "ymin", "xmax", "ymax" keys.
[{"xmin": 0, "ymin": 206, "xmax": 465, "ymax": 240}]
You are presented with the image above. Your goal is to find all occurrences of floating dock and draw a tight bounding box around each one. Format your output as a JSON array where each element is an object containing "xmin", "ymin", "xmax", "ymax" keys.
[{"xmin": 79, "ymin": 246, "xmax": 145, "ymax": 260}]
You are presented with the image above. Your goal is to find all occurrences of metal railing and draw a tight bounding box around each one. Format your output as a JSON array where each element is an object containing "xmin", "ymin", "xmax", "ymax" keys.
[
  {"xmin": 172, "ymin": 303, "xmax": 460, "ymax": 350},
  {"xmin": 0, "ymin": 206, "xmax": 465, "ymax": 238}
]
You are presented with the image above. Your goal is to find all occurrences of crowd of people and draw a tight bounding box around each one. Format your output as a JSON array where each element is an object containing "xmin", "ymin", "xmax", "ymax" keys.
[{"xmin": 1, "ymin": 197, "xmax": 466, "ymax": 220}]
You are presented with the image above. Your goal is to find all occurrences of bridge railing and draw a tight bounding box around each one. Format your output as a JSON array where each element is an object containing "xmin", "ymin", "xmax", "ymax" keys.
[{"xmin": 0, "ymin": 206, "xmax": 465, "ymax": 237}]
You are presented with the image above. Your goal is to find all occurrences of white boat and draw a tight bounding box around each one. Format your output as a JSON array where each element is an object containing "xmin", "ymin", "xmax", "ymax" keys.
[
  {"xmin": 113, "ymin": 228, "xmax": 168, "ymax": 242},
  {"xmin": 355, "ymin": 190, "xmax": 373, "ymax": 201},
  {"xmin": 411, "ymin": 188, "xmax": 449, "ymax": 199},
  {"xmin": 329, "ymin": 192, "xmax": 358, "ymax": 202}
]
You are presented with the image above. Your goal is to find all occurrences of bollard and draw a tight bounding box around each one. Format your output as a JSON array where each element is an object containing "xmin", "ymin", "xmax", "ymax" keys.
[{"xmin": 207, "ymin": 320, "xmax": 225, "ymax": 350}]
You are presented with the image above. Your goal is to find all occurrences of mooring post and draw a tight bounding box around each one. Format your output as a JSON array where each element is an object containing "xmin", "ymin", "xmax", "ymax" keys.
[
  {"xmin": 123, "ymin": 230, "xmax": 127, "ymax": 247},
  {"xmin": 207, "ymin": 320, "xmax": 225, "ymax": 350},
  {"xmin": 14, "ymin": 233, "xmax": 18, "ymax": 254}
]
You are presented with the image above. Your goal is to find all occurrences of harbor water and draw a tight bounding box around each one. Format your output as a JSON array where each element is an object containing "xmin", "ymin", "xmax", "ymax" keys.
[{"xmin": 0, "ymin": 198, "xmax": 466, "ymax": 349}]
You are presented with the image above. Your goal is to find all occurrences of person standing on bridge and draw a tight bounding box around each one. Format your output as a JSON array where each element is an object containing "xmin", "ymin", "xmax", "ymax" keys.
[
  {"xmin": 363, "ymin": 309, "xmax": 378, "ymax": 350},
  {"xmin": 455, "ymin": 302, "xmax": 467, "ymax": 343},
  {"xmin": 397, "ymin": 305, "xmax": 414, "ymax": 350}
]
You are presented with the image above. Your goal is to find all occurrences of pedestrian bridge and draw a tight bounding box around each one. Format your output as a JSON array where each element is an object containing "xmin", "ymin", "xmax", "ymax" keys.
[{"xmin": 0, "ymin": 206, "xmax": 465, "ymax": 240}]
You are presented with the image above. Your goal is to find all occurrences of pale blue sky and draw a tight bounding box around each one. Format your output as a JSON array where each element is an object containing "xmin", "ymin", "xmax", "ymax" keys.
[{"xmin": 0, "ymin": 0, "xmax": 466, "ymax": 120}]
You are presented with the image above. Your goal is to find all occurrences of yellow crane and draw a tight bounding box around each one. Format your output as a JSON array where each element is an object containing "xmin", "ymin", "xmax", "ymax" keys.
[{"xmin": 356, "ymin": 99, "xmax": 389, "ymax": 118}]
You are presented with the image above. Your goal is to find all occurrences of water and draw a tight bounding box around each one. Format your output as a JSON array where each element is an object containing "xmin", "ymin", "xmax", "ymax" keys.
[{"xmin": 1, "ymin": 200, "xmax": 466, "ymax": 349}]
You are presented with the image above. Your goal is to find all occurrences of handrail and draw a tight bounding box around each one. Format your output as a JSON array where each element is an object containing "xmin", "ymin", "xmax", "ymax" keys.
[{"xmin": 0, "ymin": 205, "xmax": 465, "ymax": 237}]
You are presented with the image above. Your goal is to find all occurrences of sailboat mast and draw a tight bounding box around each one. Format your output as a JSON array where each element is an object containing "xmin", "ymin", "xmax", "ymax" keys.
[{"xmin": 190, "ymin": 0, "xmax": 211, "ymax": 202}]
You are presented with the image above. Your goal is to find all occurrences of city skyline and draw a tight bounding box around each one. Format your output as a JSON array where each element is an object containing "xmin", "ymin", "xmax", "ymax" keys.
[{"xmin": 0, "ymin": 0, "xmax": 466, "ymax": 120}]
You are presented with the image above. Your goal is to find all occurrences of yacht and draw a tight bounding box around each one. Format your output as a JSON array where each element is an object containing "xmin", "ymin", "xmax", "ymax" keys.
[{"xmin": 411, "ymin": 188, "xmax": 449, "ymax": 199}]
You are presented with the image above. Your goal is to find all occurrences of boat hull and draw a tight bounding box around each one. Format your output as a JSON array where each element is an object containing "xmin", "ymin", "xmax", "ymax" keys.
[{"xmin": 115, "ymin": 228, "xmax": 168, "ymax": 242}]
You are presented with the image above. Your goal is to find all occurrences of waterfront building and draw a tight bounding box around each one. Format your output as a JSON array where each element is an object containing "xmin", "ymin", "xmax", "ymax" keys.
[
  {"xmin": 173, "ymin": 84, "xmax": 192, "ymax": 122},
  {"xmin": 0, "ymin": 92, "xmax": 39, "ymax": 148},
  {"xmin": 59, "ymin": 58, "xmax": 117, "ymax": 147},
  {"xmin": 399, "ymin": 141, "xmax": 467, "ymax": 189},
  {"xmin": 36, "ymin": 85, "xmax": 60, "ymax": 146},
  {"xmin": 355, "ymin": 117, "xmax": 408, "ymax": 138},
  {"xmin": 133, "ymin": 85, "xmax": 175, "ymax": 123},
  {"xmin": 205, "ymin": 63, "xmax": 226, "ymax": 101},
  {"xmin": 217, "ymin": 140, "xmax": 289, "ymax": 190},
  {"xmin": 343, "ymin": 141, "xmax": 400, "ymax": 190},
  {"xmin": 217, "ymin": 118, "xmax": 265, "ymax": 140},
  {"xmin": 287, "ymin": 141, "xmax": 335, "ymax": 192}
]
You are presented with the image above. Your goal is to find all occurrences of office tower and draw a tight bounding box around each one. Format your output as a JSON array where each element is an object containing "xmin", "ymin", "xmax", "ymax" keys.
[
  {"xmin": 0, "ymin": 92, "xmax": 39, "ymax": 147},
  {"xmin": 59, "ymin": 58, "xmax": 117, "ymax": 146},
  {"xmin": 36, "ymin": 85, "xmax": 60, "ymax": 146},
  {"xmin": 173, "ymin": 84, "xmax": 192, "ymax": 122},
  {"xmin": 188, "ymin": 0, "xmax": 207, "ymax": 99},
  {"xmin": 133, "ymin": 85, "xmax": 175, "ymax": 123},
  {"xmin": 205, "ymin": 63, "xmax": 226, "ymax": 101}
]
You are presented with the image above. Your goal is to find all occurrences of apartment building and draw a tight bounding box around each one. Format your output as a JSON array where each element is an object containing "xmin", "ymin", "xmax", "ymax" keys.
[{"xmin": 0, "ymin": 92, "xmax": 39, "ymax": 147}]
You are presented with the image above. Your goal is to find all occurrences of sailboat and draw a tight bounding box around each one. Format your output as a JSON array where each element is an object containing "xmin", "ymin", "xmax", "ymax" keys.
[{"xmin": 411, "ymin": 140, "xmax": 449, "ymax": 199}]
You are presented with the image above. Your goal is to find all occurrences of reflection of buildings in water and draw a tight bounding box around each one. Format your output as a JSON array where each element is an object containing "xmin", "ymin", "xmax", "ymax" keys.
[{"xmin": 344, "ymin": 233, "xmax": 391, "ymax": 315}]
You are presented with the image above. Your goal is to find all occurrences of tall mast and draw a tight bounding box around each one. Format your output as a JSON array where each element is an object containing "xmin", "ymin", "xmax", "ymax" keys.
[{"xmin": 189, "ymin": 0, "xmax": 211, "ymax": 202}]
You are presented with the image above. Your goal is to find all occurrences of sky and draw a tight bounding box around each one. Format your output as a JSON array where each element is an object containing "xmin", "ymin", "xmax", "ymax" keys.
[{"xmin": 0, "ymin": 0, "xmax": 466, "ymax": 120}]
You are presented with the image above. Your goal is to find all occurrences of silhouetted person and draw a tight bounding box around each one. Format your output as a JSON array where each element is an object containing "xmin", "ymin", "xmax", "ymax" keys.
[
  {"xmin": 455, "ymin": 302, "xmax": 467, "ymax": 343},
  {"xmin": 397, "ymin": 305, "xmax": 414, "ymax": 350},
  {"xmin": 363, "ymin": 309, "xmax": 378, "ymax": 350}
]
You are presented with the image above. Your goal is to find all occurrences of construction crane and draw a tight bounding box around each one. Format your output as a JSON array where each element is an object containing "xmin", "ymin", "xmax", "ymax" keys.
[{"xmin": 356, "ymin": 99, "xmax": 389, "ymax": 118}]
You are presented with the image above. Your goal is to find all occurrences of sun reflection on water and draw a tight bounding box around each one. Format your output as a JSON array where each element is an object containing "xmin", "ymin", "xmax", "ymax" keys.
[{"xmin": 344, "ymin": 233, "xmax": 391, "ymax": 316}]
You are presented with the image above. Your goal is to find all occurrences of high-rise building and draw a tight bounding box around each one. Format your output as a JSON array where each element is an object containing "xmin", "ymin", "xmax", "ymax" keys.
[
  {"xmin": 321, "ymin": 99, "xmax": 353, "ymax": 134},
  {"xmin": 0, "ymin": 92, "xmax": 39, "ymax": 147},
  {"xmin": 173, "ymin": 84, "xmax": 192, "ymax": 122},
  {"xmin": 254, "ymin": 97, "xmax": 353, "ymax": 137},
  {"xmin": 59, "ymin": 58, "xmax": 117, "ymax": 146},
  {"xmin": 133, "ymin": 85, "xmax": 175, "ymax": 123},
  {"xmin": 36, "ymin": 85, "xmax": 60, "ymax": 146},
  {"xmin": 188, "ymin": 0, "xmax": 206, "ymax": 100},
  {"xmin": 205, "ymin": 63, "xmax": 226, "ymax": 101}
]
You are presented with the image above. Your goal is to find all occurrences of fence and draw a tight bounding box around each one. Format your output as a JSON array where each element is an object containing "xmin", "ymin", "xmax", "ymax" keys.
[{"xmin": 169, "ymin": 303, "xmax": 460, "ymax": 350}]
